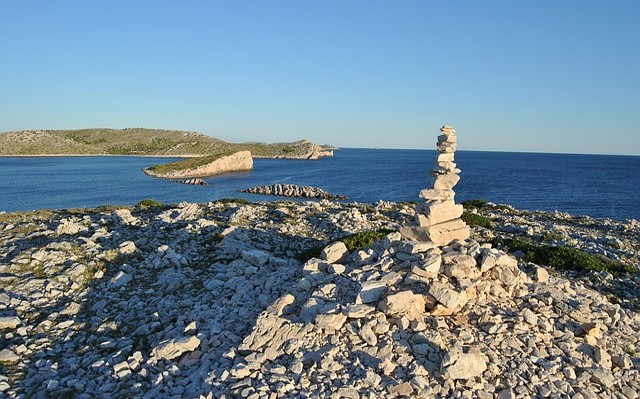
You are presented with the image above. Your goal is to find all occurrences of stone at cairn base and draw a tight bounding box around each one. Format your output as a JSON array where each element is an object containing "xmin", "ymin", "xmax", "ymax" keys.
[
  {"xmin": 399, "ymin": 218, "xmax": 470, "ymax": 246},
  {"xmin": 415, "ymin": 201, "xmax": 464, "ymax": 226}
]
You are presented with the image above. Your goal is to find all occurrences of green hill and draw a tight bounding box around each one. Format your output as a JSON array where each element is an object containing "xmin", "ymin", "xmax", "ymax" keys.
[{"xmin": 0, "ymin": 128, "xmax": 333, "ymax": 159}]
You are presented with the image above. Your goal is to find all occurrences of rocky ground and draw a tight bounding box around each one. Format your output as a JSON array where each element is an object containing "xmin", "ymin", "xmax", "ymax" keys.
[{"xmin": 0, "ymin": 200, "xmax": 638, "ymax": 398}]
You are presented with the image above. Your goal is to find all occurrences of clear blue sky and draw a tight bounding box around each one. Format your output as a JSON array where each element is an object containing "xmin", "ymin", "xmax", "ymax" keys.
[{"xmin": 1, "ymin": 1, "xmax": 638, "ymax": 155}]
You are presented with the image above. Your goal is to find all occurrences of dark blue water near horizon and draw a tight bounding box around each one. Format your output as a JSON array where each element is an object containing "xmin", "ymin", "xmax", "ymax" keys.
[{"xmin": 0, "ymin": 149, "xmax": 638, "ymax": 221}]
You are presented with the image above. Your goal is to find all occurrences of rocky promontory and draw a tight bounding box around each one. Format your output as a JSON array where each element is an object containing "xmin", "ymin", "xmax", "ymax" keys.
[
  {"xmin": 143, "ymin": 151, "xmax": 253, "ymax": 179},
  {"xmin": 240, "ymin": 184, "xmax": 347, "ymax": 200},
  {"xmin": 0, "ymin": 199, "xmax": 638, "ymax": 398},
  {"xmin": 251, "ymin": 140, "xmax": 334, "ymax": 160}
]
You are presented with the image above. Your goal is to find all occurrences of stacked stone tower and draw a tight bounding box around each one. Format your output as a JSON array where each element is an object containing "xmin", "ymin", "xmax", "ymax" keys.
[{"xmin": 400, "ymin": 125, "xmax": 470, "ymax": 245}]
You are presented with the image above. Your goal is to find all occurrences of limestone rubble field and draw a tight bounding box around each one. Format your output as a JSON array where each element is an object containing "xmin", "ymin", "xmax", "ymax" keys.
[{"xmin": 0, "ymin": 199, "xmax": 638, "ymax": 398}]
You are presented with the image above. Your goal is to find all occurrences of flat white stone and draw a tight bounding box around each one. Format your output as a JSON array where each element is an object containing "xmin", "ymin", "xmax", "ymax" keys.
[
  {"xmin": 429, "ymin": 282, "xmax": 468, "ymax": 310},
  {"xmin": 110, "ymin": 271, "xmax": 132, "ymax": 287},
  {"xmin": 0, "ymin": 349, "xmax": 19, "ymax": 364},
  {"xmin": 432, "ymin": 173, "xmax": 460, "ymax": 190},
  {"xmin": 419, "ymin": 188, "xmax": 455, "ymax": 201},
  {"xmin": 321, "ymin": 242, "xmax": 349, "ymax": 264},
  {"xmin": 151, "ymin": 336, "xmax": 201, "ymax": 361},
  {"xmin": 441, "ymin": 346, "xmax": 487, "ymax": 380},
  {"xmin": 416, "ymin": 201, "xmax": 464, "ymax": 226},
  {"xmin": 242, "ymin": 250, "xmax": 271, "ymax": 266},
  {"xmin": 437, "ymin": 152, "xmax": 454, "ymax": 162},
  {"xmin": 379, "ymin": 290, "xmax": 426, "ymax": 321},
  {"xmin": 357, "ymin": 281, "xmax": 386, "ymax": 304},
  {"xmin": 0, "ymin": 316, "xmax": 21, "ymax": 330}
]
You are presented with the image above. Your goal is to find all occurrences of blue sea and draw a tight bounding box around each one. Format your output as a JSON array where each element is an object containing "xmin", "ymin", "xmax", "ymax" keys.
[{"xmin": 1, "ymin": 149, "xmax": 638, "ymax": 221}]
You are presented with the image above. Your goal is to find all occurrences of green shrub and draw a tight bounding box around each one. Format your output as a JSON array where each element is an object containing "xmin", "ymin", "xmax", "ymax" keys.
[
  {"xmin": 461, "ymin": 211, "xmax": 492, "ymax": 228},
  {"xmin": 342, "ymin": 229, "xmax": 396, "ymax": 251},
  {"xmin": 96, "ymin": 204, "xmax": 130, "ymax": 212},
  {"xmin": 295, "ymin": 229, "xmax": 396, "ymax": 263},
  {"xmin": 215, "ymin": 198, "xmax": 250, "ymax": 205},
  {"xmin": 492, "ymin": 238, "xmax": 634, "ymax": 276},
  {"xmin": 462, "ymin": 199, "xmax": 488, "ymax": 210},
  {"xmin": 136, "ymin": 199, "xmax": 166, "ymax": 208}
]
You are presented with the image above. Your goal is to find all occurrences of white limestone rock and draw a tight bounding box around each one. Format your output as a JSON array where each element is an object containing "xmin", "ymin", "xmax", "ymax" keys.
[
  {"xmin": 535, "ymin": 266, "xmax": 549, "ymax": 283},
  {"xmin": 343, "ymin": 304, "xmax": 375, "ymax": 318},
  {"xmin": 442, "ymin": 253, "xmax": 479, "ymax": 280},
  {"xmin": 56, "ymin": 220, "xmax": 87, "ymax": 236},
  {"xmin": 110, "ymin": 271, "xmax": 132, "ymax": 287},
  {"xmin": 0, "ymin": 316, "xmax": 21, "ymax": 330},
  {"xmin": 400, "ymin": 219, "xmax": 470, "ymax": 246},
  {"xmin": 357, "ymin": 281, "xmax": 387, "ymax": 304},
  {"xmin": 429, "ymin": 282, "xmax": 468, "ymax": 311},
  {"xmin": 118, "ymin": 240, "xmax": 137, "ymax": 255},
  {"xmin": 0, "ymin": 349, "xmax": 19, "ymax": 364},
  {"xmin": 432, "ymin": 173, "xmax": 460, "ymax": 191},
  {"xmin": 112, "ymin": 209, "xmax": 139, "ymax": 225},
  {"xmin": 151, "ymin": 336, "xmax": 201, "ymax": 361},
  {"xmin": 321, "ymin": 242, "xmax": 349, "ymax": 264},
  {"xmin": 397, "ymin": 240, "xmax": 437, "ymax": 254},
  {"xmin": 242, "ymin": 249, "xmax": 271, "ymax": 266},
  {"xmin": 416, "ymin": 201, "xmax": 464, "ymax": 226},
  {"xmin": 419, "ymin": 188, "xmax": 455, "ymax": 201},
  {"xmin": 315, "ymin": 313, "xmax": 347, "ymax": 333},
  {"xmin": 379, "ymin": 290, "xmax": 426, "ymax": 321},
  {"xmin": 441, "ymin": 346, "xmax": 487, "ymax": 380}
]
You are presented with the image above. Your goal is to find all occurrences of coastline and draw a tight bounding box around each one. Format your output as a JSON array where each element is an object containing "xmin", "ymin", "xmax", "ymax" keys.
[{"xmin": 0, "ymin": 199, "xmax": 638, "ymax": 397}]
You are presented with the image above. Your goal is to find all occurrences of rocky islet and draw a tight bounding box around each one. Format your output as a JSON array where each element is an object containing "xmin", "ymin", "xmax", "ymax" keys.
[{"xmin": 240, "ymin": 184, "xmax": 347, "ymax": 201}]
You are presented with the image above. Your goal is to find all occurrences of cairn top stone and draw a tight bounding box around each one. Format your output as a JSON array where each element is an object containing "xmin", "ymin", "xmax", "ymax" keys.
[{"xmin": 440, "ymin": 125, "xmax": 456, "ymax": 133}]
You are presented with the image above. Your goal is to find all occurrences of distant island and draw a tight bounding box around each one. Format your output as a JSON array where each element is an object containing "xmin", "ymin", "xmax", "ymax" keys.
[{"xmin": 0, "ymin": 128, "xmax": 334, "ymax": 178}]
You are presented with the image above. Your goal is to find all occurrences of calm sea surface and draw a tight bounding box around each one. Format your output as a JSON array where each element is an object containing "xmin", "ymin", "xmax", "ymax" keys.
[{"xmin": 0, "ymin": 149, "xmax": 638, "ymax": 221}]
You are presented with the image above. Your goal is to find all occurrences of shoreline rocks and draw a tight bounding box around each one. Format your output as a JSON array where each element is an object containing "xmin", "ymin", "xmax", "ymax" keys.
[
  {"xmin": 240, "ymin": 184, "xmax": 346, "ymax": 200},
  {"xmin": 177, "ymin": 178, "xmax": 208, "ymax": 186}
]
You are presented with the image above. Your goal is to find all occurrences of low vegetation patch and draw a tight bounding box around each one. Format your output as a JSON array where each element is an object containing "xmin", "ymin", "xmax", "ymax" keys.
[
  {"xmin": 492, "ymin": 237, "xmax": 635, "ymax": 276},
  {"xmin": 342, "ymin": 229, "xmax": 396, "ymax": 251},
  {"xmin": 96, "ymin": 204, "xmax": 130, "ymax": 212},
  {"xmin": 295, "ymin": 229, "xmax": 396, "ymax": 263},
  {"xmin": 0, "ymin": 209, "xmax": 56, "ymax": 223},
  {"xmin": 462, "ymin": 199, "xmax": 488, "ymax": 210},
  {"xmin": 461, "ymin": 211, "xmax": 493, "ymax": 228},
  {"xmin": 136, "ymin": 199, "xmax": 166, "ymax": 209},
  {"xmin": 215, "ymin": 198, "xmax": 251, "ymax": 205}
]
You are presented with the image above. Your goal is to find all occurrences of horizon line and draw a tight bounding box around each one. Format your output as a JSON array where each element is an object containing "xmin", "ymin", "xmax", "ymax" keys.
[
  {"xmin": 338, "ymin": 146, "xmax": 640, "ymax": 157},
  {"xmin": 1, "ymin": 127, "xmax": 638, "ymax": 157}
]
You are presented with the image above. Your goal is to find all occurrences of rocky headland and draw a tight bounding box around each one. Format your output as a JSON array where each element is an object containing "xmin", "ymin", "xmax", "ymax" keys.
[{"xmin": 240, "ymin": 184, "xmax": 347, "ymax": 200}]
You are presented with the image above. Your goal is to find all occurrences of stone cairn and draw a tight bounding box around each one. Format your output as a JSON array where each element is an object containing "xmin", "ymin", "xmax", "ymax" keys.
[{"xmin": 400, "ymin": 125, "xmax": 470, "ymax": 245}]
